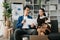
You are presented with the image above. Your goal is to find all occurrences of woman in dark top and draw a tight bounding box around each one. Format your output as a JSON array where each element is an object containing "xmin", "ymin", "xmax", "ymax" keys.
[{"xmin": 37, "ymin": 8, "xmax": 51, "ymax": 36}]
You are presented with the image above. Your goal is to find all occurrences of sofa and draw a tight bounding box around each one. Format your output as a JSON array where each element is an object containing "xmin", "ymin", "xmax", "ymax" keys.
[
  {"xmin": 48, "ymin": 20, "xmax": 60, "ymax": 40},
  {"xmin": 10, "ymin": 20, "xmax": 60, "ymax": 40}
]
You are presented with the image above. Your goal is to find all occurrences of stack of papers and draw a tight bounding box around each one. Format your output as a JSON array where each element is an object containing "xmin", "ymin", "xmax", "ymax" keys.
[{"xmin": 22, "ymin": 19, "xmax": 37, "ymax": 28}]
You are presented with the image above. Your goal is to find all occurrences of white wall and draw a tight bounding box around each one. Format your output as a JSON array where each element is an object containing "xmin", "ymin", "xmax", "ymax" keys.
[
  {"xmin": 0, "ymin": 0, "xmax": 4, "ymax": 36},
  {"xmin": 7, "ymin": 0, "xmax": 25, "ymax": 4}
]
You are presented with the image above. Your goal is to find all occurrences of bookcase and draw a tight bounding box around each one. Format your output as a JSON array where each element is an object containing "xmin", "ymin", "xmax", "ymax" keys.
[{"xmin": 24, "ymin": 0, "xmax": 40, "ymax": 18}]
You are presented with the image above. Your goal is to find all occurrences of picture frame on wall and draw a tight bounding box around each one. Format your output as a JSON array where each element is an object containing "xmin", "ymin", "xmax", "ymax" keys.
[{"xmin": 11, "ymin": 3, "xmax": 23, "ymax": 20}]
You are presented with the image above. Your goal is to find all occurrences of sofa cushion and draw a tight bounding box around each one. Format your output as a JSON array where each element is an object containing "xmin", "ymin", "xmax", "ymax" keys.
[{"xmin": 48, "ymin": 33, "xmax": 60, "ymax": 40}]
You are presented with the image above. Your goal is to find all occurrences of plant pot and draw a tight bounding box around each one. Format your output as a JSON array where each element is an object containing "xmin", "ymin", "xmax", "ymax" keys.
[{"xmin": 5, "ymin": 20, "xmax": 11, "ymax": 28}]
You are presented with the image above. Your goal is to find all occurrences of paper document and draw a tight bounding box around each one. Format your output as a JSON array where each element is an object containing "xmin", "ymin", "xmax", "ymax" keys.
[
  {"xmin": 22, "ymin": 19, "xmax": 37, "ymax": 28},
  {"xmin": 26, "ymin": 19, "xmax": 36, "ymax": 25}
]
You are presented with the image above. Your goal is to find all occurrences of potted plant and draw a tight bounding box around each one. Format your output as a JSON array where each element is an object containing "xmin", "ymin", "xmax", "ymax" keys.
[{"xmin": 3, "ymin": 2, "xmax": 12, "ymax": 27}]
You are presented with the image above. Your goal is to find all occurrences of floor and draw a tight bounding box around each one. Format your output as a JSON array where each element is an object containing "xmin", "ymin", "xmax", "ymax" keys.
[{"xmin": 0, "ymin": 36, "xmax": 9, "ymax": 40}]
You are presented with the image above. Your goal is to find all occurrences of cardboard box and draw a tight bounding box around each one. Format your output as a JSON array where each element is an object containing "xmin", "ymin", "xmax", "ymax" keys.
[{"xmin": 30, "ymin": 35, "xmax": 49, "ymax": 40}]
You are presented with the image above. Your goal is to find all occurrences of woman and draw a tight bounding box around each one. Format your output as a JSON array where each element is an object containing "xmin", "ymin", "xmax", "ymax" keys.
[{"xmin": 37, "ymin": 8, "xmax": 51, "ymax": 36}]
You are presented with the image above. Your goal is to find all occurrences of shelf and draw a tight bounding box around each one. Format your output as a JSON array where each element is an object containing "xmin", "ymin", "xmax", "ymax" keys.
[
  {"xmin": 26, "ymin": 4, "xmax": 34, "ymax": 5},
  {"xmin": 29, "ymin": 10, "xmax": 34, "ymax": 14},
  {"xmin": 58, "ymin": 0, "xmax": 60, "ymax": 4},
  {"xmin": 41, "ymin": 5, "xmax": 49, "ymax": 11},
  {"xmin": 41, "ymin": 0, "xmax": 45, "ymax": 4},
  {"xmin": 49, "ymin": 11, "xmax": 57, "ymax": 16},
  {"xmin": 41, "ymin": 4, "xmax": 49, "ymax": 6},
  {"xmin": 58, "ymin": 4, "xmax": 60, "ymax": 10},
  {"xmin": 41, "ymin": 5, "xmax": 46, "ymax": 8},
  {"xmin": 34, "ymin": 5, "xmax": 39, "ymax": 10},
  {"xmin": 49, "ymin": 10, "xmax": 57, "ymax": 12},
  {"xmin": 25, "ymin": 0, "xmax": 32, "ymax": 4},
  {"xmin": 57, "ymin": 11, "xmax": 60, "ymax": 16},
  {"xmin": 49, "ymin": 0, "xmax": 58, "ymax": 4},
  {"xmin": 58, "ymin": 22, "xmax": 60, "ymax": 27},
  {"xmin": 25, "ymin": 0, "xmax": 39, "ymax": 5},
  {"xmin": 34, "ymin": 10, "xmax": 39, "ymax": 14},
  {"xmin": 50, "ymin": 3, "xmax": 57, "ymax": 5},
  {"xmin": 50, "ymin": 16, "xmax": 57, "ymax": 20},
  {"xmin": 49, "ymin": 15, "xmax": 57, "ymax": 17},
  {"xmin": 58, "ymin": 23, "xmax": 60, "ymax": 28},
  {"xmin": 45, "ymin": 10, "xmax": 49, "ymax": 12},
  {"xmin": 34, "ymin": 10, "xmax": 39, "ymax": 11},
  {"xmin": 28, "ymin": 5, "xmax": 33, "ymax": 10},
  {"xmin": 34, "ymin": 4, "xmax": 39, "ymax": 5},
  {"xmin": 34, "ymin": 14, "xmax": 38, "ymax": 18},
  {"xmin": 49, "ymin": 5, "xmax": 57, "ymax": 11},
  {"xmin": 57, "ymin": 16, "xmax": 60, "ymax": 22},
  {"xmin": 34, "ymin": 0, "xmax": 39, "ymax": 4}
]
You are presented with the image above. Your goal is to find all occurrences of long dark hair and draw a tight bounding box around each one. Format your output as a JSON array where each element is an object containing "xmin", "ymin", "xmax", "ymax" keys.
[
  {"xmin": 38, "ymin": 8, "xmax": 46, "ymax": 19},
  {"xmin": 37, "ymin": 8, "xmax": 46, "ymax": 26}
]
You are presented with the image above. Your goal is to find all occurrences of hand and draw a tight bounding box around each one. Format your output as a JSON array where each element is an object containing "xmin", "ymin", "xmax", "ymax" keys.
[
  {"xmin": 40, "ymin": 32, "xmax": 45, "ymax": 36},
  {"xmin": 21, "ymin": 20, "xmax": 26, "ymax": 24},
  {"xmin": 30, "ymin": 23, "xmax": 35, "ymax": 28}
]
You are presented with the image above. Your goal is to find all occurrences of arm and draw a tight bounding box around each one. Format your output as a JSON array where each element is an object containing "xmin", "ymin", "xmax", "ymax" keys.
[{"xmin": 16, "ymin": 16, "xmax": 23, "ymax": 28}]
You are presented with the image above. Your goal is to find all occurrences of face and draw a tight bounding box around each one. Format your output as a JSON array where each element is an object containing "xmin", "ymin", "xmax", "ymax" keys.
[
  {"xmin": 39, "ymin": 9, "xmax": 44, "ymax": 16},
  {"xmin": 24, "ymin": 8, "xmax": 30, "ymax": 16}
]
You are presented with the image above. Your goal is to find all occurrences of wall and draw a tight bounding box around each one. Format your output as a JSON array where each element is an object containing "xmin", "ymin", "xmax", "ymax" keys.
[
  {"xmin": 6, "ymin": 0, "xmax": 25, "ymax": 4},
  {"xmin": 0, "ymin": 0, "xmax": 4, "ymax": 36}
]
